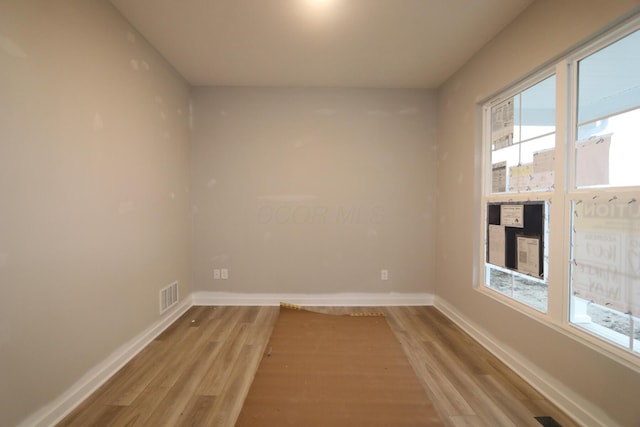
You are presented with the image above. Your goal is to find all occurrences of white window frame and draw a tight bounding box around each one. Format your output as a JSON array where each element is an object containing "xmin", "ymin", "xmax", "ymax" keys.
[
  {"xmin": 478, "ymin": 14, "xmax": 640, "ymax": 371},
  {"xmin": 479, "ymin": 68, "xmax": 557, "ymax": 317}
]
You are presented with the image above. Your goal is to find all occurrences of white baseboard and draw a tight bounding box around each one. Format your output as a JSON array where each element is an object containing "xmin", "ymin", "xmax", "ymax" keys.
[
  {"xmin": 20, "ymin": 291, "xmax": 431, "ymax": 427},
  {"xmin": 434, "ymin": 296, "xmax": 612, "ymax": 427},
  {"xmin": 21, "ymin": 291, "xmax": 611, "ymax": 426},
  {"xmin": 18, "ymin": 291, "xmax": 611, "ymax": 426},
  {"xmin": 192, "ymin": 291, "xmax": 434, "ymax": 307},
  {"xmin": 19, "ymin": 296, "xmax": 193, "ymax": 427}
]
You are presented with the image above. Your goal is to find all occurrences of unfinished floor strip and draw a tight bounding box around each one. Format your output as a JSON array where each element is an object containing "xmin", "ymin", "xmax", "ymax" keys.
[{"xmin": 235, "ymin": 306, "xmax": 444, "ymax": 426}]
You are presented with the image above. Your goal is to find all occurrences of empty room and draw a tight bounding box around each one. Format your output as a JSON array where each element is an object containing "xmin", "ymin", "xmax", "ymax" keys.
[{"xmin": 2, "ymin": 0, "xmax": 640, "ymax": 426}]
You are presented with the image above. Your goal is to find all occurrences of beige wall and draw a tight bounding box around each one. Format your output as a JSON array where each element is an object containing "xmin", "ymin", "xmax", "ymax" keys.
[
  {"xmin": 4, "ymin": 0, "xmax": 640, "ymax": 425},
  {"xmin": 436, "ymin": 1, "xmax": 640, "ymax": 426},
  {"xmin": 191, "ymin": 87, "xmax": 437, "ymax": 295},
  {"xmin": 0, "ymin": 1, "xmax": 191, "ymax": 426}
]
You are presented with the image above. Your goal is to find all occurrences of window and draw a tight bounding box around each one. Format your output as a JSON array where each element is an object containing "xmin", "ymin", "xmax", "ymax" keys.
[
  {"xmin": 480, "ymin": 17, "xmax": 640, "ymax": 361},
  {"xmin": 569, "ymin": 27, "xmax": 640, "ymax": 355},
  {"xmin": 482, "ymin": 74, "xmax": 556, "ymax": 313}
]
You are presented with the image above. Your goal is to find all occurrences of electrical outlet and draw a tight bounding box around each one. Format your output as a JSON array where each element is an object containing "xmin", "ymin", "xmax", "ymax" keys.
[
  {"xmin": 221, "ymin": 268, "xmax": 229, "ymax": 280},
  {"xmin": 381, "ymin": 269, "xmax": 389, "ymax": 281},
  {"xmin": 213, "ymin": 269, "xmax": 221, "ymax": 280}
]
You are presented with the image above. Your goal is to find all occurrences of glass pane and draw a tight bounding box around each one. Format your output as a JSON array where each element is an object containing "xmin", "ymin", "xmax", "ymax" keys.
[
  {"xmin": 520, "ymin": 75, "xmax": 556, "ymax": 141},
  {"xmin": 520, "ymin": 134, "xmax": 555, "ymax": 164},
  {"xmin": 486, "ymin": 266, "xmax": 548, "ymax": 312},
  {"xmin": 490, "ymin": 76, "xmax": 556, "ymax": 194},
  {"xmin": 570, "ymin": 198, "xmax": 640, "ymax": 351},
  {"xmin": 575, "ymin": 29, "xmax": 640, "ymax": 189},
  {"xmin": 491, "ymin": 144, "xmax": 519, "ymax": 194},
  {"xmin": 485, "ymin": 201, "xmax": 549, "ymax": 312},
  {"xmin": 575, "ymin": 108, "xmax": 640, "ymax": 188},
  {"xmin": 491, "ymin": 134, "xmax": 555, "ymax": 193},
  {"xmin": 513, "ymin": 94, "xmax": 522, "ymax": 144},
  {"xmin": 587, "ymin": 303, "xmax": 639, "ymax": 342},
  {"xmin": 577, "ymin": 29, "xmax": 640, "ymax": 126},
  {"xmin": 491, "ymin": 96, "xmax": 516, "ymax": 150},
  {"xmin": 519, "ymin": 134, "xmax": 555, "ymax": 192}
]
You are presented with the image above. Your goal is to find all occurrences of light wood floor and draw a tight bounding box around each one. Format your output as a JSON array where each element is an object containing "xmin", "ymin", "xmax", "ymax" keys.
[{"xmin": 57, "ymin": 306, "xmax": 578, "ymax": 427}]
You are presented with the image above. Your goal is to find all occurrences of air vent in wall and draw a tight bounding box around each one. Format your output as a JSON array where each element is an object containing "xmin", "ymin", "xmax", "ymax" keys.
[{"xmin": 160, "ymin": 281, "xmax": 178, "ymax": 314}]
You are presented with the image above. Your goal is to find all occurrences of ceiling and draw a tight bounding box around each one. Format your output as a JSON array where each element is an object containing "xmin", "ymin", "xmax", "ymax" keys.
[{"xmin": 110, "ymin": 0, "xmax": 533, "ymax": 88}]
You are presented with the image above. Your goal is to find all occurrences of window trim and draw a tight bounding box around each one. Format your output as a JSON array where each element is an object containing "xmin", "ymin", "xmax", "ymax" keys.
[
  {"xmin": 479, "ymin": 68, "xmax": 557, "ymax": 316},
  {"xmin": 476, "ymin": 13, "xmax": 640, "ymax": 372}
]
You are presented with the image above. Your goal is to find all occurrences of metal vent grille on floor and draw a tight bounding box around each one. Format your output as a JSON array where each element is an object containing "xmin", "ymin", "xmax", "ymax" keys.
[
  {"xmin": 160, "ymin": 281, "xmax": 178, "ymax": 314},
  {"xmin": 535, "ymin": 416, "xmax": 562, "ymax": 427}
]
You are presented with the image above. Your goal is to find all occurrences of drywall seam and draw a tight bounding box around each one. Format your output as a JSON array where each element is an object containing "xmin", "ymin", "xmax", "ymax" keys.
[
  {"xmin": 434, "ymin": 296, "xmax": 617, "ymax": 427},
  {"xmin": 192, "ymin": 292, "xmax": 434, "ymax": 307},
  {"xmin": 17, "ymin": 296, "xmax": 193, "ymax": 427}
]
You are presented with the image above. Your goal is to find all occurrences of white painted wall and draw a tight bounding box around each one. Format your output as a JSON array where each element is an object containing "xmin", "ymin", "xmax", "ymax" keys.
[
  {"xmin": 191, "ymin": 87, "xmax": 437, "ymax": 296},
  {"xmin": 436, "ymin": 1, "xmax": 640, "ymax": 426},
  {"xmin": 0, "ymin": 1, "xmax": 192, "ymax": 425}
]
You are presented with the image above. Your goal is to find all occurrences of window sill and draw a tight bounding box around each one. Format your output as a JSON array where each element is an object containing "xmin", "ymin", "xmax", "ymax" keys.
[{"xmin": 475, "ymin": 285, "xmax": 640, "ymax": 373}]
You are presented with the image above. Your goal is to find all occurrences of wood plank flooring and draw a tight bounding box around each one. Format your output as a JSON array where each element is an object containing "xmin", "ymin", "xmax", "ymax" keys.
[{"xmin": 57, "ymin": 306, "xmax": 578, "ymax": 427}]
